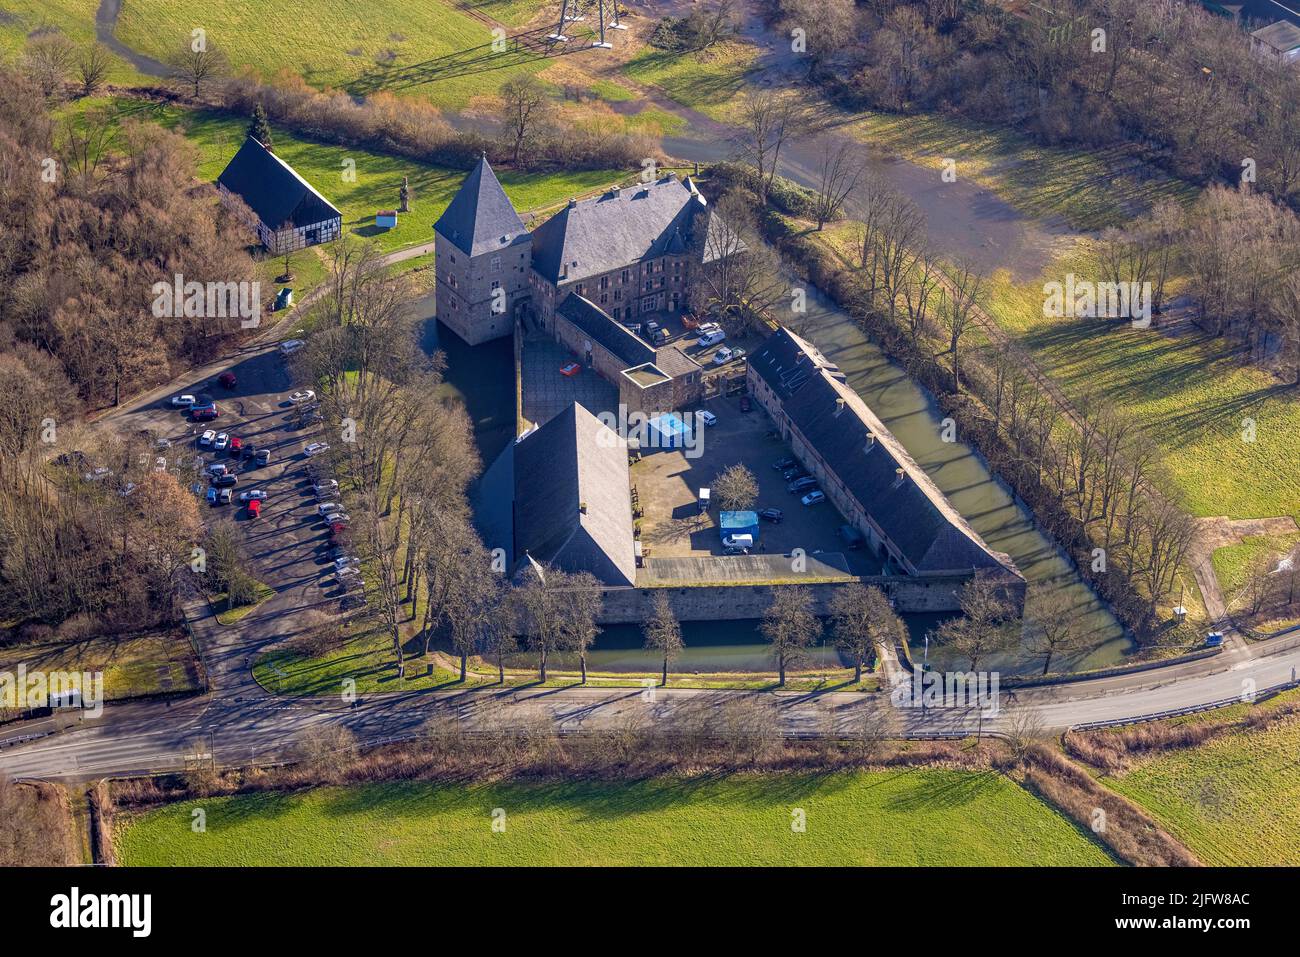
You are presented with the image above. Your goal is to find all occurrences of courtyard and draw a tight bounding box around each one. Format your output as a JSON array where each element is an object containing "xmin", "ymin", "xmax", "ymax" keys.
[{"xmin": 630, "ymin": 392, "xmax": 882, "ymax": 575}]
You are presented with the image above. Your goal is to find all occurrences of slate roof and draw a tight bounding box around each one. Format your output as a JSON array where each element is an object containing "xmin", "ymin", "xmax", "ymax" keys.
[
  {"xmin": 557, "ymin": 295, "xmax": 656, "ymax": 369},
  {"xmin": 653, "ymin": 344, "xmax": 701, "ymax": 378},
  {"xmin": 531, "ymin": 175, "xmax": 709, "ymax": 285},
  {"xmin": 217, "ymin": 136, "xmax": 341, "ymax": 229},
  {"xmin": 433, "ymin": 155, "xmax": 529, "ymax": 258},
  {"xmin": 511, "ymin": 403, "xmax": 636, "ymax": 586},
  {"xmin": 751, "ymin": 327, "xmax": 1019, "ymax": 577}
]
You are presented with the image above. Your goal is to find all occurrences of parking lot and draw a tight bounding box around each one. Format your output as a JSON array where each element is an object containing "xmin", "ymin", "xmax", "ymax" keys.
[
  {"xmin": 101, "ymin": 344, "xmax": 365, "ymax": 617},
  {"xmin": 630, "ymin": 392, "xmax": 882, "ymax": 574}
]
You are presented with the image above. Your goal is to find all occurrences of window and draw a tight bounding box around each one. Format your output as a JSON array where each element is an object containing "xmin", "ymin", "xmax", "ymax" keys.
[
  {"xmin": 491, "ymin": 256, "xmax": 501, "ymax": 272},
  {"xmin": 621, "ymin": 270, "xmax": 630, "ymax": 283},
  {"xmin": 600, "ymin": 276, "xmax": 609, "ymax": 290},
  {"xmin": 491, "ymin": 280, "xmax": 500, "ymax": 290},
  {"xmin": 600, "ymin": 293, "xmax": 608, "ymax": 305}
]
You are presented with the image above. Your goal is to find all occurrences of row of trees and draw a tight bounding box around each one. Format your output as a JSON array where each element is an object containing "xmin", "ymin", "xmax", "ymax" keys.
[{"xmin": 768, "ymin": 0, "xmax": 1300, "ymax": 212}]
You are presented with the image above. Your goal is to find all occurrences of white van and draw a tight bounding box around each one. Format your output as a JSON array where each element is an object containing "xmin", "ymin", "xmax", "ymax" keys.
[
  {"xmin": 698, "ymin": 330, "xmax": 726, "ymax": 347},
  {"xmin": 722, "ymin": 534, "xmax": 754, "ymax": 551}
]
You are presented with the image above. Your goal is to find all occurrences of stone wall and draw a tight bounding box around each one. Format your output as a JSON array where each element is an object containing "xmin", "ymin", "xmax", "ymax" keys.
[{"xmin": 595, "ymin": 574, "xmax": 1024, "ymax": 624}]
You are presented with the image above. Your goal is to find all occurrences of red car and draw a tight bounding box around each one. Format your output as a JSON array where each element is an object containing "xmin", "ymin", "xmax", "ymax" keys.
[
  {"xmin": 560, "ymin": 361, "xmax": 581, "ymax": 378},
  {"xmin": 229, "ymin": 436, "xmax": 243, "ymax": 454},
  {"xmin": 218, "ymin": 371, "xmax": 237, "ymax": 389},
  {"xmin": 247, "ymin": 498, "xmax": 262, "ymax": 518},
  {"xmin": 192, "ymin": 406, "xmax": 219, "ymax": 421}
]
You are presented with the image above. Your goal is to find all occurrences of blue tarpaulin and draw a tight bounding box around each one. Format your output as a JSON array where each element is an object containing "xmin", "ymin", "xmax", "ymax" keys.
[{"xmin": 720, "ymin": 510, "xmax": 759, "ymax": 541}]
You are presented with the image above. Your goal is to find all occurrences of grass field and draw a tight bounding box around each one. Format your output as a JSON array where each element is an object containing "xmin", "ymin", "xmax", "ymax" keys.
[
  {"xmin": 845, "ymin": 112, "xmax": 1196, "ymax": 233},
  {"xmin": 976, "ymin": 238, "xmax": 1300, "ymax": 522},
  {"xmin": 1103, "ymin": 699, "xmax": 1300, "ymax": 865},
  {"xmin": 1212, "ymin": 533, "xmax": 1300, "ymax": 599},
  {"xmin": 0, "ymin": 631, "xmax": 200, "ymax": 701},
  {"xmin": 114, "ymin": 0, "xmax": 553, "ymax": 108},
  {"xmin": 0, "ymin": 0, "xmax": 148, "ymax": 84},
  {"xmin": 115, "ymin": 770, "xmax": 1113, "ymax": 866},
  {"xmin": 623, "ymin": 40, "xmax": 758, "ymax": 123}
]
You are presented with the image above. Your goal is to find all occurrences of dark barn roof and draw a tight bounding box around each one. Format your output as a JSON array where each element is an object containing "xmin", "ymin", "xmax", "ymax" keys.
[
  {"xmin": 433, "ymin": 154, "xmax": 529, "ymax": 258},
  {"xmin": 511, "ymin": 403, "xmax": 636, "ymax": 586},
  {"xmin": 557, "ymin": 295, "xmax": 656, "ymax": 369},
  {"xmin": 752, "ymin": 328, "xmax": 1018, "ymax": 577},
  {"xmin": 531, "ymin": 175, "xmax": 709, "ymax": 285},
  {"xmin": 217, "ymin": 136, "xmax": 341, "ymax": 229}
]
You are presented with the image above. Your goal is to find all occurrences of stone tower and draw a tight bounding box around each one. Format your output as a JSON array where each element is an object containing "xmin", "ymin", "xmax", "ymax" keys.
[{"xmin": 432, "ymin": 155, "xmax": 532, "ymax": 345}]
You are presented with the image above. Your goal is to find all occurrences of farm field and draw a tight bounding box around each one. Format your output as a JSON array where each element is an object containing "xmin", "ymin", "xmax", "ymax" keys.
[
  {"xmin": 1102, "ymin": 697, "xmax": 1300, "ymax": 865},
  {"xmin": 115, "ymin": 770, "xmax": 1114, "ymax": 866},
  {"xmin": 114, "ymin": 0, "xmax": 553, "ymax": 108},
  {"xmin": 622, "ymin": 40, "xmax": 758, "ymax": 123}
]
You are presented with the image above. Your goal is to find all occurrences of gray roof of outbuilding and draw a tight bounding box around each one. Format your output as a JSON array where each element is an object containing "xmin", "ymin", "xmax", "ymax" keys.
[
  {"xmin": 433, "ymin": 155, "xmax": 529, "ymax": 258},
  {"xmin": 751, "ymin": 327, "xmax": 1019, "ymax": 577},
  {"xmin": 531, "ymin": 176, "xmax": 709, "ymax": 284},
  {"xmin": 217, "ymin": 136, "xmax": 341, "ymax": 229},
  {"xmin": 512, "ymin": 403, "xmax": 636, "ymax": 586},
  {"xmin": 557, "ymin": 295, "xmax": 657, "ymax": 369}
]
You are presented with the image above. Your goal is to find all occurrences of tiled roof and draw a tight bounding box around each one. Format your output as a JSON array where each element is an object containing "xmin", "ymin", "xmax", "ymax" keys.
[
  {"xmin": 751, "ymin": 327, "xmax": 1018, "ymax": 577},
  {"xmin": 531, "ymin": 176, "xmax": 709, "ymax": 284},
  {"xmin": 217, "ymin": 136, "xmax": 341, "ymax": 229},
  {"xmin": 433, "ymin": 155, "xmax": 529, "ymax": 258}
]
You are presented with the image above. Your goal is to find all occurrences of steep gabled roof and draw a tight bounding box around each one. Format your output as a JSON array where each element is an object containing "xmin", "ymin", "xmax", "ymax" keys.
[
  {"xmin": 433, "ymin": 155, "xmax": 528, "ymax": 258},
  {"xmin": 531, "ymin": 176, "xmax": 709, "ymax": 284},
  {"xmin": 511, "ymin": 403, "xmax": 636, "ymax": 586},
  {"xmin": 752, "ymin": 327, "xmax": 1018, "ymax": 577},
  {"xmin": 217, "ymin": 136, "xmax": 341, "ymax": 229},
  {"xmin": 556, "ymin": 295, "xmax": 656, "ymax": 369}
]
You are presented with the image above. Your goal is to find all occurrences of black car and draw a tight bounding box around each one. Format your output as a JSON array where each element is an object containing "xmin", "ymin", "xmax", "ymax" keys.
[
  {"xmin": 782, "ymin": 467, "xmax": 808, "ymax": 481},
  {"xmin": 255, "ymin": 449, "xmax": 271, "ymax": 466},
  {"xmin": 788, "ymin": 476, "xmax": 817, "ymax": 494},
  {"xmin": 772, "ymin": 457, "xmax": 796, "ymax": 471},
  {"xmin": 758, "ymin": 508, "xmax": 784, "ymax": 523},
  {"xmin": 242, "ymin": 444, "xmax": 257, "ymax": 460},
  {"xmin": 212, "ymin": 473, "xmax": 238, "ymax": 488}
]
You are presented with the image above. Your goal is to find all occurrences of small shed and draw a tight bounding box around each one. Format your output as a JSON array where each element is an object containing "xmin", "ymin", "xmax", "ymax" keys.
[
  {"xmin": 376, "ymin": 210, "xmax": 398, "ymax": 230},
  {"xmin": 720, "ymin": 510, "xmax": 759, "ymax": 542}
]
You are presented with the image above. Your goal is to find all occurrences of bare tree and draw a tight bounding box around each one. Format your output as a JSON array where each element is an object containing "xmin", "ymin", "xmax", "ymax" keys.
[
  {"xmin": 761, "ymin": 586, "xmax": 818, "ymax": 686},
  {"xmin": 712, "ymin": 463, "xmax": 758, "ymax": 511},
  {"xmin": 642, "ymin": 592, "xmax": 684, "ymax": 685},
  {"xmin": 76, "ymin": 44, "xmax": 112, "ymax": 98},
  {"xmin": 22, "ymin": 33, "xmax": 76, "ymax": 99},
  {"xmin": 828, "ymin": 583, "xmax": 902, "ymax": 682},
  {"xmin": 938, "ymin": 260, "xmax": 985, "ymax": 391},
  {"xmin": 1023, "ymin": 584, "xmax": 1087, "ymax": 675},
  {"xmin": 500, "ymin": 75, "xmax": 549, "ymax": 168},
  {"xmin": 732, "ymin": 88, "xmax": 807, "ymax": 203},
  {"xmin": 168, "ymin": 40, "xmax": 230, "ymax": 99},
  {"xmin": 811, "ymin": 140, "xmax": 866, "ymax": 229}
]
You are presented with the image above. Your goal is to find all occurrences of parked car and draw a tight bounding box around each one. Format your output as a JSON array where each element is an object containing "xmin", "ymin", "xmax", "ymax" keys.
[
  {"xmin": 118, "ymin": 482, "xmax": 137, "ymax": 498},
  {"xmin": 255, "ymin": 449, "xmax": 271, "ymax": 466},
  {"xmin": 697, "ymin": 410, "xmax": 717, "ymax": 427},
  {"xmin": 326, "ymin": 513, "xmax": 351, "ymax": 526},
  {"xmin": 239, "ymin": 490, "xmax": 268, "ymax": 502},
  {"xmin": 782, "ymin": 467, "xmax": 807, "ymax": 481},
  {"xmin": 213, "ymin": 433, "xmax": 229, "ymax": 451},
  {"xmin": 289, "ymin": 390, "xmax": 316, "ymax": 404},
  {"xmin": 722, "ymin": 533, "xmax": 753, "ymax": 552},
  {"xmin": 758, "ymin": 508, "xmax": 784, "ymax": 523},
  {"xmin": 801, "ymin": 490, "xmax": 826, "ymax": 506},
  {"xmin": 696, "ymin": 321, "xmax": 722, "ymax": 336},
  {"xmin": 241, "ymin": 444, "xmax": 257, "ymax": 460},
  {"xmin": 328, "ymin": 545, "xmax": 353, "ymax": 561},
  {"xmin": 206, "ymin": 487, "xmax": 218, "ymax": 505},
  {"xmin": 313, "ymin": 480, "xmax": 339, "ymax": 496},
  {"xmin": 213, "ymin": 474, "xmax": 238, "ymax": 488},
  {"xmin": 771, "ymin": 457, "xmax": 796, "ymax": 471},
  {"xmin": 731, "ymin": 347, "xmax": 747, "ymax": 362},
  {"xmin": 340, "ymin": 593, "xmax": 367, "ymax": 611},
  {"xmin": 217, "ymin": 371, "xmax": 237, "ymax": 389},
  {"xmin": 207, "ymin": 463, "xmax": 228, "ymax": 478},
  {"xmin": 279, "ymin": 338, "xmax": 304, "ymax": 355},
  {"xmin": 247, "ymin": 498, "xmax": 262, "ymax": 518},
  {"xmin": 304, "ymin": 442, "xmax": 330, "ymax": 457},
  {"xmin": 838, "ymin": 524, "xmax": 865, "ymax": 550},
  {"xmin": 218, "ymin": 488, "xmax": 233, "ymax": 505},
  {"xmin": 697, "ymin": 330, "xmax": 726, "ymax": 347},
  {"xmin": 337, "ymin": 566, "xmax": 361, "ymax": 580},
  {"xmin": 334, "ymin": 555, "xmax": 361, "ymax": 569},
  {"xmin": 169, "ymin": 394, "xmax": 197, "ymax": 408},
  {"xmin": 560, "ymin": 361, "xmax": 581, "ymax": 378},
  {"xmin": 155, "ymin": 437, "xmax": 172, "ymax": 450},
  {"xmin": 788, "ymin": 476, "xmax": 817, "ymax": 494},
  {"xmin": 317, "ymin": 502, "xmax": 343, "ymax": 517},
  {"xmin": 712, "ymin": 346, "xmax": 734, "ymax": 365},
  {"xmin": 198, "ymin": 430, "xmax": 217, "ymax": 448},
  {"xmin": 192, "ymin": 406, "xmax": 219, "ymax": 421}
]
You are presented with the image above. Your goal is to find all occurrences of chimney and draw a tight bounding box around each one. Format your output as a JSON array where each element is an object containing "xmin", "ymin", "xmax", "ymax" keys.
[
  {"xmin": 834, "ymin": 397, "xmax": 846, "ymax": 416},
  {"xmin": 567, "ymin": 197, "xmax": 577, "ymax": 208},
  {"xmin": 579, "ymin": 501, "xmax": 588, "ymax": 514},
  {"xmin": 864, "ymin": 432, "xmax": 875, "ymax": 453},
  {"xmin": 893, "ymin": 467, "xmax": 906, "ymax": 488}
]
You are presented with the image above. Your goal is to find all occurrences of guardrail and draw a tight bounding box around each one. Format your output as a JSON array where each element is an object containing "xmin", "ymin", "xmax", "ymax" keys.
[{"xmin": 1069, "ymin": 679, "xmax": 1300, "ymax": 731}]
